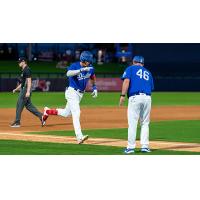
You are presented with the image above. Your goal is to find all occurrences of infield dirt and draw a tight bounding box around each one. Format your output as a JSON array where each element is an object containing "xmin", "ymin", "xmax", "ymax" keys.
[
  {"xmin": 0, "ymin": 106, "xmax": 200, "ymax": 153},
  {"xmin": 1, "ymin": 106, "xmax": 200, "ymax": 132}
]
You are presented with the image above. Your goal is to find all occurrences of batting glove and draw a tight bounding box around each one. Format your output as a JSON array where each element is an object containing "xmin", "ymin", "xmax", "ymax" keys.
[
  {"xmin": 80, "ymin": 67, "xmax": 92, "ymax": 72},
  {"xmin": 91, "ymin": 85, "xmax": 98, "ymax": 98}
]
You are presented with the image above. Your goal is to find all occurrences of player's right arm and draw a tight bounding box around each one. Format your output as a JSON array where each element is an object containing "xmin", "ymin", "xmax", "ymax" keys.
[
  {"xmin": 13, "ymin": 83, "xmax": 22, "ymax": 93},
  {"xmin": 119, "ymin": 78, "xmax": 130, "ymax": 106},
  {"xmin": 119, "ymin": 67, "xmax": 131, "ymax": 106},
  {"xmin": 66, "ymin": 69, "xmax": 81, "ymax": 77},
  {"xmin": 66, "ymin": 64, "xmax": 92, "ymax": 77},
  {"xmin": 121, "ymin": 78, "xmax": 130, "ymax": 95},
  {"xmin": 66, "ymin": 63, "xmax": 79, "ymax": 77}
]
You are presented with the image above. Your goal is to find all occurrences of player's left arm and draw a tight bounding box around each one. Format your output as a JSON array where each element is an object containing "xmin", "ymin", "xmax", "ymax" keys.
[
  {"xmin": 25, "ymin": 78, "xmax": 31, "ymax": 98},
  {"xmin": 25, "ymin": 68, "xmax": 32, "ymax": 98},
  {"xmin": 90, "ymin": 74, "xmax": 98, "ymax": 98},
  {"xmin": 150, "ymin": 72, "xmax": 154, "ymax": 91},
  {"xmin": 119, "ymin": 78, "xmax": 130, "ymax": 106}
]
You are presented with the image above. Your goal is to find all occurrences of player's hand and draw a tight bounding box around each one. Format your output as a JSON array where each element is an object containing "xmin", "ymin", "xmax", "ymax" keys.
[
  {"xmin": 80, "ymin": 67, "xmax": 92, "ymax": 72},
  {"xmin": 25, "ymin": 92, "xmax": 30, "ymax": 98},
  {"xmin": 91, "ymin": 89, "xmax": 98, "ymax": 98},
  {"xmin": 119, "ymin": 96, "xmax": 125, "ymax": 106},
  {"xmin": 12, "ymin": 89, "xmax": 16, "ymax": 93}
]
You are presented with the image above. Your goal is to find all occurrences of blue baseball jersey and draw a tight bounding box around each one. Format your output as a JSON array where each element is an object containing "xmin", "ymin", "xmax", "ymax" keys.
[
  {"xmin": 121, "ymin": 65, "xmax": 154, "ymax": 97},
  {"xmin": 67, "ymin": 62, "xmax": 95, "ymax": 91}
]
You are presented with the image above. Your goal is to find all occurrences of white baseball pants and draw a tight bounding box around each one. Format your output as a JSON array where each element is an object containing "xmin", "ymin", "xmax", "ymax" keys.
[
  {"xmin": 56, "ymin": 87, "xmax": 84, "ymax": 141},
  {"xmin": 127, "ymin": 94, "xmax": 152, "ymax": 149}
]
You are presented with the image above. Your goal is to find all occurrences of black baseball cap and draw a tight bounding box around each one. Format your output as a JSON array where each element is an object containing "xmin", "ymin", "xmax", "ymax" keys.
[{"xmin": 18, "ymin": 57, "xmax": 27, "ymax": 63}]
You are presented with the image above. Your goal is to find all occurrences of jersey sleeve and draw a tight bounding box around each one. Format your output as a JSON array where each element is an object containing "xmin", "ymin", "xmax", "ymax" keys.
[
  {"xmin": 25, "ymin": 68, "xmax": 31, "ymax": 78},
  {"xmin": 121, "ymin": 67, "xmax": 131, "ymax": 80},
  {"xmin": 67, "ymin": 63, "xmax": 76, "ymax": 71}
]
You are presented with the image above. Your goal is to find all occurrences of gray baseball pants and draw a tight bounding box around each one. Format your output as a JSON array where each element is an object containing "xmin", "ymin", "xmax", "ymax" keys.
[{"xmin": 14, "ymin": 88, "xmax": 42, "ymax": 124}]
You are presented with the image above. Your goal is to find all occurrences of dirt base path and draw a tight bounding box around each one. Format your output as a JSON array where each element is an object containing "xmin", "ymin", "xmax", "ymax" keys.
[
  {"xmin": 1, "ymin": 106, "xmax": 200, "ymax": 132},
  {"xmin": 0, "ymin": 131, "xmax": 200, "ymax": 153},
  {"xmin": 1, "ymin": 106, "xmax": 200, "ymax": 153}
]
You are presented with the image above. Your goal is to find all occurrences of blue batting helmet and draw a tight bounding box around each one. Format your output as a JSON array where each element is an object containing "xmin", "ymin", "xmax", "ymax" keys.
[
  {"xmin": 133, "ymin": 56, "xmax": 144, "ymax": 64},
  {"xmin": 80, "ymin": 51, "xmax": 93, "ymax": 63}
]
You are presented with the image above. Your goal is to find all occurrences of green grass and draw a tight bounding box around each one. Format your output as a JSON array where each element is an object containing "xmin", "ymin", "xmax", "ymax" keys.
[
  {"xmin": 29, "ymin": 120, "xmax": 200, "ymax": 144},
  {"xmin": 150, "ymin": 120, "xmax": 200, "ymax": 143},
  {"xmin": 1, "ymin": 91, "xmax": 200, "ymax": 154},
  {"xmin": 0, "ymin": 140, "xmax": 123, "ymax": 155},
  {"xmin": 1, "ymin": 92, "xmax": 200, "ymax": 108},
  {"xmin": 0, "ymin": 140, "xmax": 199, "ymax": 155},
  {"xmin": 152, "ymin": 92, "xmax": 200, "ymax": 106},
  {"xmin": 0, "ymin": 60, "xmax": 125, "ymax": 74}
]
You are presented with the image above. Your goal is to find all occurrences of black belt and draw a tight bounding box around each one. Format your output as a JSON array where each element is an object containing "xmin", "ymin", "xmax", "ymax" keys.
[{"xmin": 73, "ymin": 88, "xmax": 85, "ymax": 93}]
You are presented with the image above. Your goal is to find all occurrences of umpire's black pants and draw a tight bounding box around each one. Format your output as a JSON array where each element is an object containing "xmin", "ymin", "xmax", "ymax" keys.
[{"xmin": 15, "ymin": 88, "xmax": 42, "ymax": 124}]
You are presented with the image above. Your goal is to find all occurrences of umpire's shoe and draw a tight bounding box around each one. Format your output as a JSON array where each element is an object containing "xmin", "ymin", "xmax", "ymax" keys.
[
  {"xmin": 78, "ymin": 135, "xmax": 89, "ymax": 144},
  {"xmin": 10, "ymin": 122, "xmax": 20, "ymax": 128}
]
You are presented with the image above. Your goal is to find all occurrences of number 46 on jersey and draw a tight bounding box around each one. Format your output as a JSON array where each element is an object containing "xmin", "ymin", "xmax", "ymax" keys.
[{"xmin": 136, "ymin": 69, "xmax": 149, "ymax": 81}]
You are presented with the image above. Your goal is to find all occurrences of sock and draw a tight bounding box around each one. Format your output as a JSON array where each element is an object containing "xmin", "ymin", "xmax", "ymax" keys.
[
  {"xmin": 43, "ymin": 115, "xmax": 48, "ymax": 120},
  {"xmin": 46, "ymin": 109, "xmax": 58, "ymax": 115}
]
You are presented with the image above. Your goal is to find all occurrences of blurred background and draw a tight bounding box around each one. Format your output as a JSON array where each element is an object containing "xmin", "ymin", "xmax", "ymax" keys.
[{"xmin": 0, "ymin": 43, "xmax": 200, "ymax": 92}]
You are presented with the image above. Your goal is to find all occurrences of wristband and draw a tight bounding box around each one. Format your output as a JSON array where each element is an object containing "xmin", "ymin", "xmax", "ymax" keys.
[
  {"xmin": 120, "ymin": 94, "xmax": 126, "ymax": 97},
  {"xmin": 92, "ymin": 85, "xmax": 97, "ymax": 90}
]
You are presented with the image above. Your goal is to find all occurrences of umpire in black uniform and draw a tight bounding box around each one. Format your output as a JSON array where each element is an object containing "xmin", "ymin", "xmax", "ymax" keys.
[{"xmin": 10, "ymin": 57, "xmax": 45, "ymax": 127}]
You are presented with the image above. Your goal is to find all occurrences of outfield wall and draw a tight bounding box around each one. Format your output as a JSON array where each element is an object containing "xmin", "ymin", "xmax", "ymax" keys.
[
  {"xmin": 1, "ymin": 77, "xmax": 200, "ymax": 92},
  {"xmin": 0, "ymin": 78, "xmax": 122, "ymax": 92},
  {"xmin": 0, "ymin": 78, "xmax": 67, "ymax": 92}
]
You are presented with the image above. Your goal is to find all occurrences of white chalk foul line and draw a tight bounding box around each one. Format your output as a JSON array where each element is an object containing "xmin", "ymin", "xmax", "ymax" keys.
[{"xmin": 0, "ymin": 132, "xmax": 200, "ymax": 152}]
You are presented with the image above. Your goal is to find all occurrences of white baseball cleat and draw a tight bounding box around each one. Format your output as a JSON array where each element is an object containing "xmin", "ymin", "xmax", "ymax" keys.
[
  {"xmin": 78, "ymin": 135, "xmax": 89, "ymax": 144},
  {"xmin": 141, "ymin": 148, "xmax": 151, "ymax": 153},
  {"xmin": 124, "ymin": 148, "xmax": 135, "ymax": 154}
]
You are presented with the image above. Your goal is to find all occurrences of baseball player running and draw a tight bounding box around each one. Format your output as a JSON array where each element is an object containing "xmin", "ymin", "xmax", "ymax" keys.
[
  {"xmin": 10, "ymin": 57, "xmax": 46, "ymax": 128},
  {"xmin": 119, "ymin": 56, "xmax": 154, "ymax": 153},
  {"xmin": 43, "ymin": 51, "xmax": 97, "ymax": 144}
]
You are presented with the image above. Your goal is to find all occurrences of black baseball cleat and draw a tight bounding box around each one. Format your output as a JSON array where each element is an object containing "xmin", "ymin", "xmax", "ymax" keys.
[{"xmin": 10, "ymin": 122, "xmax": 20, "ymax": 128}]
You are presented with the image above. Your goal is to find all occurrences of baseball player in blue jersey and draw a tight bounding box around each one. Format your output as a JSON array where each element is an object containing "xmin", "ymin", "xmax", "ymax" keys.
[
  {"xmin": 119, "ymin": 56, "xmax": 154, "ymax": 153},
  {"xmin": 43, "ymin": 51, "xmax": 97, "ymax": 144}
]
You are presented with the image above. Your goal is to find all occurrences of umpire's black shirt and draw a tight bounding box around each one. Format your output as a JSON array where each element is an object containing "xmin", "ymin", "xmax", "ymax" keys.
[{"xmin": 20, "ymin": 66, "xmax": 31, "ymax": 89}]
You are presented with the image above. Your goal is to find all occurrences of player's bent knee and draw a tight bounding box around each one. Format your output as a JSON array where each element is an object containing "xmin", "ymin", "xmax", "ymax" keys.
[
  {"xmin": 57, "ymin": 109, "xmax": 71, "ymax": 117},
  {"xmin": 140, "ymin": 122, "xmax": 149, "ymax": 127}
]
